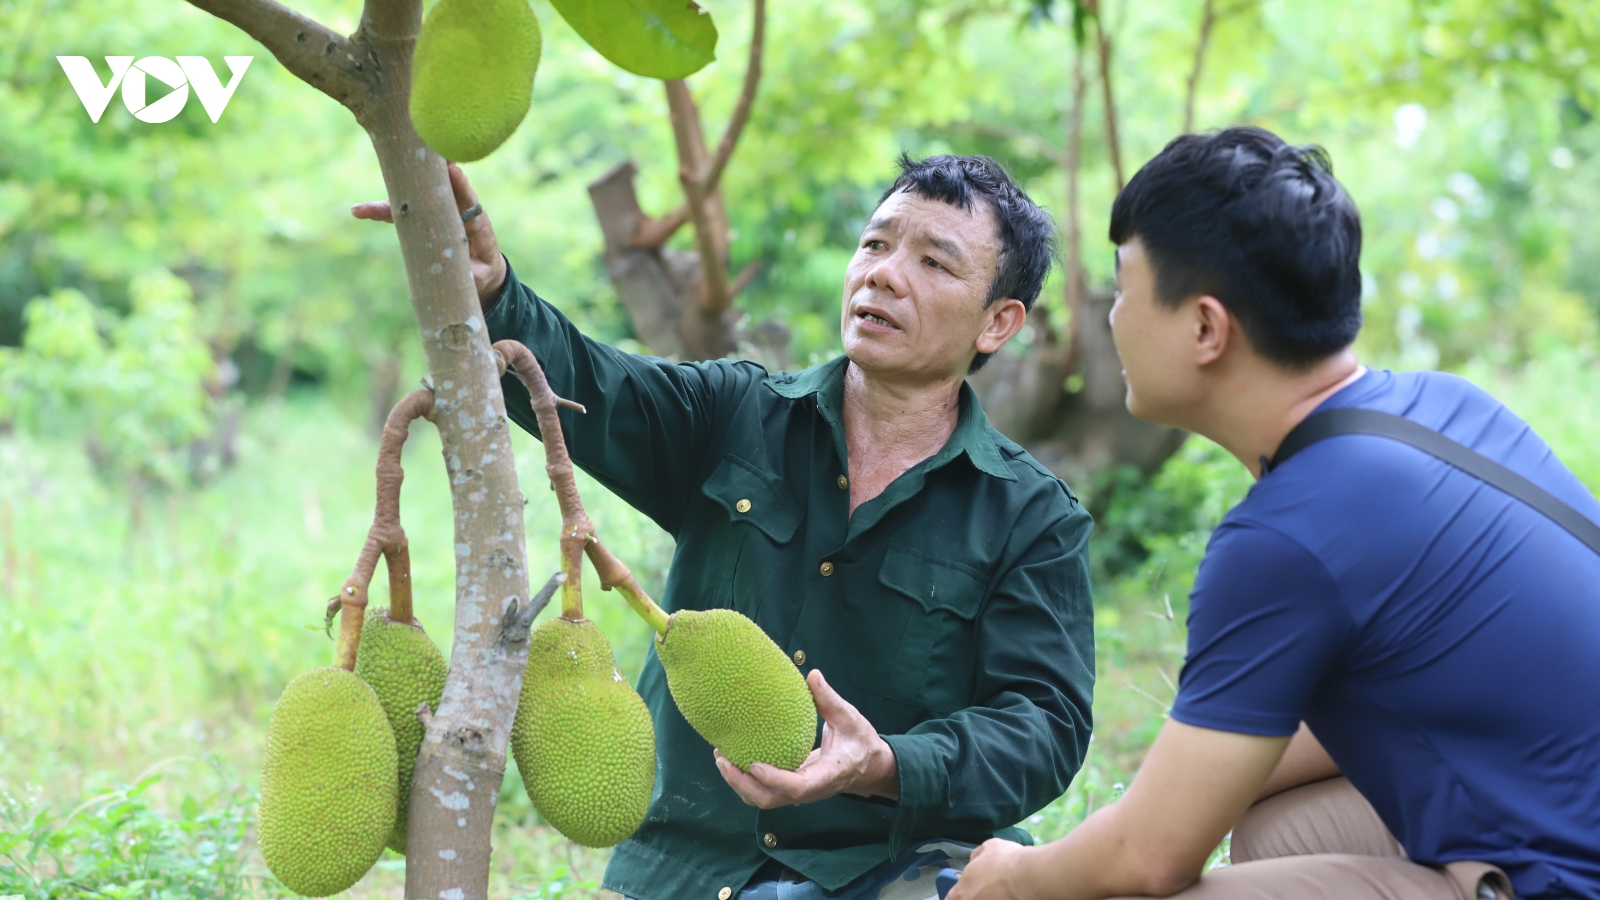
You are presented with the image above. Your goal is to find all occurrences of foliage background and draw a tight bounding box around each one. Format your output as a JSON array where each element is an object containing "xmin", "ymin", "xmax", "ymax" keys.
[{"xmin": 1, "ymin": 0, "xmax": 1596, "ymax": 895}]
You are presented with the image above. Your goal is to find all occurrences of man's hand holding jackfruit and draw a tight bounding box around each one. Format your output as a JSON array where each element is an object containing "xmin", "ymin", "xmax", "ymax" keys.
[
  {"xmin": 713, "ymin": 669, "xmax": 899, "ymax": 809},
  {"xmin": 351, "ymin": 162, "xmax": 508, "ymax": 312}
]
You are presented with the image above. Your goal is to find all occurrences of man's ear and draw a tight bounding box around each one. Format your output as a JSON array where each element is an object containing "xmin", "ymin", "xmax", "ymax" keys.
[
  {"xmin": 1194, "ymin": 295, "xmax": 1232, "ymax": 366},
  {"xmin": 975, "ymin": 298, "xmax": 1028, "ymax": 356}
]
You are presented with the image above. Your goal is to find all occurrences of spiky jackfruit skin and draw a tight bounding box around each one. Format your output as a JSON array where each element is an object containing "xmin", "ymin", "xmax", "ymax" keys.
[
  {"xmin": 656, "ymin": 609, "xmax": 817, "ymax": 772},
  {"xmin": 258, "ymin": 666, "xmax": 398, "ymax": 897},
  {"xmin": 410, "ymin": 0, "xmax": 541, "ymax": 163},
  {"xmin": 354, "ymin": 607, "xmax": 449, "ymax": 854},
  {"xmin": 511, "ymin": 617, "xmax": 655, "ymax": 848}
]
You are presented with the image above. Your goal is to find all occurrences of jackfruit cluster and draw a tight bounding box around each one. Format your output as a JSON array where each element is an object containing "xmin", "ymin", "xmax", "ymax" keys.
[
  {"xmin": 258, "ymin": 667, "xmax": 398, "ymax": 897},
  {"xmin": 512, "ymin": 616, "xmax": 656, "ymax": 847},
  {"xmin": 410, "ymin": 0, "xmax": 542, "ymax": 162},
  {"xmin": 656, "ymin": 608, "xmax": 817, "ymax": 772},
  {"xmin": 354, "ymin": 606, "xmax": 449, "ymax": 854}
]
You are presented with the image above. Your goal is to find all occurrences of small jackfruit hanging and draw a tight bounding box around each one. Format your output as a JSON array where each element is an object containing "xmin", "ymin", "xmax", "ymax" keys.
[
  {"xmin": 258, "ymin": 666, "xmax": 398, "ymax": 897},
  {"xmin": 493, "ymin": 338, "xmax": 656, "ymax": 848},
  {"xmin": 354, "ymin": 606, "xmax": 449, "ymax": 854},
  {"xmin": 410, "ymin": 0, "xmax": 542, "ymax": 162},
  {"xmin": 652, "ymin": 607, "xmax": 816, "ymax": 772},
  {"xmin": 491, "ymin": 338, "xmax": 817, "ymax": 778},
  {"xmin": 511, "ymin": 616, "xmax": 656, "ymax": 847}
]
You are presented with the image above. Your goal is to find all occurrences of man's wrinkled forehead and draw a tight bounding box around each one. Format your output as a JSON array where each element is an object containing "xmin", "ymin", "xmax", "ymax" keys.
[{"xmin": 863, "ymin": 189, "xmax": 998, "ymax": 262}]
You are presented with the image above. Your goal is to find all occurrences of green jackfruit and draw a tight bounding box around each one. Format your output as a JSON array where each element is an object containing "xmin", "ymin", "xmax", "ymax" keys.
[
  {"xmin": 410, "ymin": 0, "xmax": 542, "ymax": 163},
  {"xmin": 258, "ymin": 666, "xmax": 398, "ymax": 897},
  {"xmin": 511, "ymin": 617, "xmax": 655, "ymax": 848},
  {"xmin": 656, "ymin": 609, "xmax": 816, "ymax": 772},
  {"xmin": 353, "ymin": 607, "xmax": 449, "ymax": 855}
]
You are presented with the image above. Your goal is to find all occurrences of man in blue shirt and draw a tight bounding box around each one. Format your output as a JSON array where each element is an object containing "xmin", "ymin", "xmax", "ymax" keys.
[{"xmin": 952, "ymin": 126, "xmax": 1600, "ymax": 900}]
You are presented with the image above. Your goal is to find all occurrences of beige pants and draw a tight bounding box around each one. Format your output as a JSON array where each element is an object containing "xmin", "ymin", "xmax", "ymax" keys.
[{"xmin": 1110, "ymin": 777, "xmax": 1515, "ymax": 899}]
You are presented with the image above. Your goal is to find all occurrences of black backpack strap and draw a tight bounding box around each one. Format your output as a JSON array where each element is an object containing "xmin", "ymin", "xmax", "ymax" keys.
[{"xmin": 1268, "ymin": 407, "xmax": 1600, "ymax": 556}]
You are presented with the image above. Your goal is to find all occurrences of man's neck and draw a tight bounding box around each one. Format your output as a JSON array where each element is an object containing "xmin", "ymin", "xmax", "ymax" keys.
[
  {"xmin": 1194, "ymin": 350, "xmax": 1366, "ymax": 479},
  {"xmin": 840, "ymin": 361, "xmax": 965, "ymax": 513}
]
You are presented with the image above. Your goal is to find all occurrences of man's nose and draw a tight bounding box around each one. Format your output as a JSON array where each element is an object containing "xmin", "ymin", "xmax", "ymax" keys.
[{"xmin": 865, "ymin": 251, "xmax": 909, "ymax": 297}]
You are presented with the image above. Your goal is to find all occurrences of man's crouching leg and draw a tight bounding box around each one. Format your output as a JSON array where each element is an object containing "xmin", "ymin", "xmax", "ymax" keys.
[{"xmin": 1107, "ymin": 777, "xmax": 1513, "ymax": 900}]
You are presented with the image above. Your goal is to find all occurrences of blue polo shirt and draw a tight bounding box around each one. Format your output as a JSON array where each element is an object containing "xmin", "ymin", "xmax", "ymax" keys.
[{"xmin": 1173, "ymin": 369, "xmax": 1600, "ymax": 900}]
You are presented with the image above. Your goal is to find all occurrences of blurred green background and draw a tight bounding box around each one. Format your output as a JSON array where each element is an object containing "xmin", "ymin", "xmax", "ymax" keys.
[{"xmin": 1, "ymin": 0, "xmax": 1597, "ymax": 895}]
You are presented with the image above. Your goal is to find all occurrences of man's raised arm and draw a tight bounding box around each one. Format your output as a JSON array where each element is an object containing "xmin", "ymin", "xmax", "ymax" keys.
[{"xmin": 353, "ymin": 163, "xmax": 753, "ymax": 534}]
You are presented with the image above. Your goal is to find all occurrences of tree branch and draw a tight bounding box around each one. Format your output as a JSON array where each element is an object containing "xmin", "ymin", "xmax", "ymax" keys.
[
  {"xmin": 182, "ymin": 0, "xmax": 369, "ymax": 111},
  {"xmin": 1063, "ymin": 41, "xmax": 1088, "ymax": 354},
  {"xmin": 631, "ymin": 203, "xmax": 692, "ymax": 248},
  {"xmin": 1089, "ymin": 1, "xmax": 1125, "ymax": 192},
  {"xmin": 665, "ymin": 81, "xmax": 735, "ymax": 312},
  {"xmin": 1183, "ymin": 0, "xmax": 1218, "ymax": 134},
  {"xmin": 493, "ymin": 340, "xmax": 593, "ymax": 620},
  {"xmin": 726, "ymin": 260, "xmax": 762, "ymax": 304},
  {"xmin": 699, "ymin": 0, "xmax": 766, "ymax": 196}
]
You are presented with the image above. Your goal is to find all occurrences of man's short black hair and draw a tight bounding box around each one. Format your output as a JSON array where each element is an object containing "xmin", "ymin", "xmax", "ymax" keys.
[
  {"xmin": 1109, "ymin": 126, "xmax": 1363, "ymax": 367},
  {"xmin": 879, "ymin": 153, "xmax": 1057, "ymax": 373}
]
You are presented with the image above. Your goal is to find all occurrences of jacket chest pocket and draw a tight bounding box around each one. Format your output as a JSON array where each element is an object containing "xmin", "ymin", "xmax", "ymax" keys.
[
  {"xmin": 694, "ymin": 455, "xmax": 802, "ymax": 615},
  {"xmin": 850, "ymin": 543, "xmax": 987, "ymax": 714}
]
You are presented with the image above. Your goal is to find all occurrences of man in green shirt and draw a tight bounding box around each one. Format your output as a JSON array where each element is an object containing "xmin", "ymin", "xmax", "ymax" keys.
[{"xmin": 354, "ymin": 155, "xmax": 1094, "ymax": 900}]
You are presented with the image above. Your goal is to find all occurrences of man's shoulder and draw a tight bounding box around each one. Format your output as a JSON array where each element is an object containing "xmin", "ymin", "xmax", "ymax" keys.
[{"xmin": 984, "ymin": 426, "xmax": 1085, "ymax": 509}]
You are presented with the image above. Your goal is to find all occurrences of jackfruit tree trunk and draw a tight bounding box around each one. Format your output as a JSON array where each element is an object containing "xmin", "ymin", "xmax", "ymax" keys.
[
  {"xmin": 358, "ymin": 56, "xmax": 530, "ymax": 900},
  {"xmin": 179, "ymin": 0, "xmax": 553, "ymax": 897}
]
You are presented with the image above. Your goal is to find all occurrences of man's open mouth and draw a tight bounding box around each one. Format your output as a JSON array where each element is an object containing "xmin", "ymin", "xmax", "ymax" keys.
[{"xmin": 857, "ymin": 310, "xmax": 897, "ymax": 328}]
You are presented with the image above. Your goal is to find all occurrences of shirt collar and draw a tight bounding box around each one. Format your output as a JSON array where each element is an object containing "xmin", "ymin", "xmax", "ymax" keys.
[{"xmin": 764, "ymin": 356, "xmax": 1016, "ymax": 482}]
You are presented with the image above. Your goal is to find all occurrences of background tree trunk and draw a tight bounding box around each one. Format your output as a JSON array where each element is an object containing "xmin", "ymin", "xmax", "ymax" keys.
[
  {"xmin": 969, "ymin": 290, "xmax": 1187, "ymax": 488},
  {"xmin": 586, "ymin": 0, "xmax": 776, "ymax": 364}
]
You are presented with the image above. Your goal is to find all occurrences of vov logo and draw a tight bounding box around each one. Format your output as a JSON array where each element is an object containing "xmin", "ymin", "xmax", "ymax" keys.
[{"xmin": 57, "ymin": 56, "xmax": 253, "ymax": 124}]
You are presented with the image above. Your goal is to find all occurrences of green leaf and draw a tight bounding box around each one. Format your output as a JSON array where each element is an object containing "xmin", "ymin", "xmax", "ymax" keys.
[{"xmin": 550, "ymin": 0, "xmax": 717, "ymax": 80}]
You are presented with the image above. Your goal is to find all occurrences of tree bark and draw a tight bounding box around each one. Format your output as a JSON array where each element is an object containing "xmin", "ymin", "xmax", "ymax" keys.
[{"xmin": 181, "ymin": 0, "xmax": 551, "ymax": 897}]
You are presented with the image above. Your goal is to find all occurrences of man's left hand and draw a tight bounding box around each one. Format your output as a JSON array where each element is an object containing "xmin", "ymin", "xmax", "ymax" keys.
[{"xmin": 715, "ymin": 669, "xmax": 898, "ymax": 808}]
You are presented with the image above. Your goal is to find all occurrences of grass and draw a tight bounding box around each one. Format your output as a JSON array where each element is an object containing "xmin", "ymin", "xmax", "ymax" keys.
[{"xmin": 2, "ymin": 355, "xmax": 1596, "ymax": 897}]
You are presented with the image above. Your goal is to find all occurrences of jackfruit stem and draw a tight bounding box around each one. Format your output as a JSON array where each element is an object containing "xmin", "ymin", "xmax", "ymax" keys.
[
  {"xmin": 338, "ymin": 389, "xmax": 435, "ymax": 632},
  {"xmin": 585, "ymin": 533, "xmax": 671, "ymax": 635},
  {"xmin": 493, "ymin": 340, "xmax": 594, "ymax": 621}
]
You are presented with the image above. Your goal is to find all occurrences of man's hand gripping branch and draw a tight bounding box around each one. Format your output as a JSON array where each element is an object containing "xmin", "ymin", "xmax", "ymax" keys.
[{"xmin": 352, "ymin": 162, "xmax": 508, "ymax": 313}]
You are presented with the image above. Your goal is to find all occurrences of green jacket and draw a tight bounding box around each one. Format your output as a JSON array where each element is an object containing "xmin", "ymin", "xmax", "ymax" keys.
[{"xmin": 485, "ymin": 261, "xmax": 1095, "ymax": 900}]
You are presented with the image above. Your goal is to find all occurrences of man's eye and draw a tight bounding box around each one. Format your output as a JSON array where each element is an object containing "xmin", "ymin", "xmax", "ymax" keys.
[
  {"xmin": 864, "ymin": 239, "xmax": 885, "ymax": 250},
  {"xmin": 925, "ymin": 257, "xmax": 943, "ymax": 270}
]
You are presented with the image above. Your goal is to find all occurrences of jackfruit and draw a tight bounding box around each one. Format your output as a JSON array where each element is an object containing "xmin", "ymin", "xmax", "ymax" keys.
[
  {"xmin": 511, "ymin": 616, "xmax": 655, "ymax": 847},
  {"xmin": 655, "ymin": 609, "xmax": 816, "ymax": 772},
  {"xmin": 410, "ymin": 0, "xmax": 542, "ymax": 163},
  {"xmin": 258, "ymin": 666, "xmax": 398, "ymax": 897},
  {"xmin": 354, "ymin": 606, "xmax": 449, "ymax": 854}
]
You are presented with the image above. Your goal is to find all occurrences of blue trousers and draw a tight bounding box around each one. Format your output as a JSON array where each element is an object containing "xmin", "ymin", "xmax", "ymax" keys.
[{"xmin": 628, "ymin": 840, "xmax": 975, "ymax": 900}]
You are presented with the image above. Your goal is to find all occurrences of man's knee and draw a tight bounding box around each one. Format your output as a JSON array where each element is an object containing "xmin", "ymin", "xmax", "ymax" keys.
[{"xmin": 1232, "ymin": 776, "xmax": 1404, "ymax": 863}]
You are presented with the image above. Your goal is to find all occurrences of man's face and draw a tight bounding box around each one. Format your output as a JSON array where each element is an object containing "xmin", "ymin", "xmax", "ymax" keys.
[
  {"xmin": 1108, "ymin": 238, "xmax": 1204, "ymax": 425},
  {"xmin": 840, "ymin": 190, "xmax": 1015, "ymax": 381}
]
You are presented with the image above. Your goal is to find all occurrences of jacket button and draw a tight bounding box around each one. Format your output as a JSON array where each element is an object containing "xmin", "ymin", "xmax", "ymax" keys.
[
  {"xmin": 718, "ymin": 888, "xmax": 733, "ymax": 900},
  {"xmin": 837, "ymin": 475, "xmax": 848, "ymax": 490},
  {"xmin": 763, "ymin": 832, "xmax": 778, "ymax": 848},
  {"xmin": 792, "ymin": 650, "xmax": 806, "ymax": 666},
  {"xmin": 819, "ymin": 561, "xmax": 834, "ymax": 576},
  {"xmin": 736, "ymin": 498, "xmax": 752, "ymax": 513}
]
